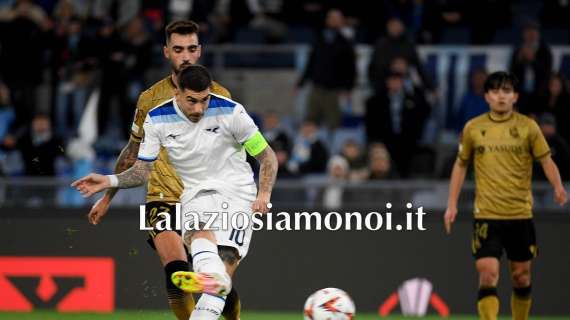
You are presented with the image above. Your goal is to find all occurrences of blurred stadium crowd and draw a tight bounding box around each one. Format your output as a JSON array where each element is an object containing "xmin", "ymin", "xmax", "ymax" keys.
[{"xmin": 0, "ymin": 0, "xmax": 569, "ymax": 195}]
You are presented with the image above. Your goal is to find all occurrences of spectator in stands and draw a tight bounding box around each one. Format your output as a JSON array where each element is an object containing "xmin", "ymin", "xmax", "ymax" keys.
[
  {"xmin": 4, "ymin": 114, "xmax": 64, "ymax": 176},
  {"xmin": 454, "ymin": 68, "xmax": 489, "ymax": 132},
  {"xmin": 288, "ymin": 120, "xmax": 329, "ymax": 174},
  {"xmin": 0, "ymin": 83, "xmax": 16, "ymax": 175},
  {"xmin": 340, "ymin": 139, "xmax": 368, "ymax": 182},
  {"xmin": 533, "ymin": 113, "xmax": 570, "ymax": 181},
  {"xmin": 94, "ymin": 18, "xmax": 132, "ymax": 141},
  {"xmin": 297, "ymin": 8, "xmax": 356, "ymax": 130},
  {"xmin": 420, "ymin": 0, "xmax": 465, "ymax": 44},
  {"xmin": 332, "ymin": 0, "xmax": 387, "ymax": 44},
  {"xmin": 529, "ymin": 73, "xmax": 570, "ymax": 143},
  {"xmin": 274, "ymin": 141, "xmax": 297, "ymax": 179},
  {"xmin": 368, "ymin": 17, "xmax": 434, "ymax": 95},
  {"xmin": 322, "ymin": 155, "xmax": 349, "ymax": 209},
  {"xmin": 367, "ymin": 142, "xmax": 397, "ymax": 180},
  {"xmin": 0, "ymin": 83, "xmax": 15, "ymax": 141},
  {"xmin": 122, "ymin": 15, "xmax": 152, "ymax": 106},
  {"xmin": 262, "ymin": 111, "xmax": 291, "ymax": 153},
  {"xmin": 51, "ymin": 16, "xmax": 92, "ymax": 142},
  {"xmin": 0, "ymin": 0, "xmax": 52, "ymax": 132},
  {"xmin": 509, "ymin": 22, "xmax": 553, "ymax": 112},
  {"xmin": 365, "ymin": 71, "xmax": 430, "ymax": 178}
]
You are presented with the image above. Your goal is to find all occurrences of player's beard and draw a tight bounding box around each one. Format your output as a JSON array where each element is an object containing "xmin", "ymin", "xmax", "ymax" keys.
[
  {"xmin": 188, "ymin": 113, "xmax": 203, "ymax": 122},
  {"xmin": 173, "ymin": 62, "xmax": 192, "ymax": 75}
]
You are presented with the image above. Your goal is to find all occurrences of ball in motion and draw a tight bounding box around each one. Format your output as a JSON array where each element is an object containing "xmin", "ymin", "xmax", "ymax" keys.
[{"xmin": 304, "ymin": 287, "xmax": 355, "ymax": 320}]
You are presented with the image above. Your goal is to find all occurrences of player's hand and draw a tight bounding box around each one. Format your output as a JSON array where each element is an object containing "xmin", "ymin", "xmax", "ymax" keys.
[
  {"xmin": 252, "ymin": 193, "xmax": 271, "ymax": 215},
  {"xmin": 88, "ymin": 195, "xmax": 111, "ymax": 225},
  {"xmin": 443, "ymin": 207, "xmax": 458, "ymax": 234},
  {"xmin": 554, "ymin": 186, "xmax": 568, "ymax": 206},
  {"xmin": 71, "ymin": 173, "xmax": 111, "ymax": 198}
]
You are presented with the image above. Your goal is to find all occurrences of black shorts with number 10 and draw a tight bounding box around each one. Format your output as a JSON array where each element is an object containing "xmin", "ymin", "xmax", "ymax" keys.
[
  {"xmin": 145, "ymin": 201, "xmax": 180, "ymax": 250},
  {"xmin": 472, "ymin": 219, "xmax": 538, "ymax": 262}
]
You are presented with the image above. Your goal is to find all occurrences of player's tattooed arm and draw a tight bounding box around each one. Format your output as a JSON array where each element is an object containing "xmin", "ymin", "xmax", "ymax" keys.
[
  {"xmin": 116, "ymin": 159, "xmax": 153, "ymax": 189},
  {"xmin": 254, "ymin": 146, "xmax": 278, "ymax": 196},
  {"xmin": 105, "ymin": 138, "xmax": 141, "ymax": 199}
]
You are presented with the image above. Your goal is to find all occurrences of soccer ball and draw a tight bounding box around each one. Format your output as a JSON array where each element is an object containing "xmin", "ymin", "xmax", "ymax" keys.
[{"xmin": 303, "ymin": 288, "xmax": 355, "ymax": 320}]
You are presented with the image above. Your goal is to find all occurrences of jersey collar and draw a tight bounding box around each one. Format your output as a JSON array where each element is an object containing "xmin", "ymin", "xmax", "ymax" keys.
[
  {"xmin": 488, "ymin": 111, "xmax": 514, "ymax": 123},
  {"xmin": 172, "ymin": 98, "xmax": 194, "ymax": 125}
]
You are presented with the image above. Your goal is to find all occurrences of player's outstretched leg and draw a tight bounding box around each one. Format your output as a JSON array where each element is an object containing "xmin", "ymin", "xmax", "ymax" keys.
[
  {"xmin": 164, "ymin": 260, "xmax": 195, "ymax": 319},
  {"xmin": 477, "ymin": 258, "xmax": 500, "ymax": 320},
  {"xmin": 510, "ymin": 261, "xmax": 532, "ymax": 320},
  {"xmin": 218, "ymin": 246, "xmax": 241, "ymax": 320},
  {"xmin": 152, "ymin": 225, "xmax": 196, "ymax": 320},
  {"xmin": 172, "ymin": 231, "xmax": 231, "ymax": 319},
  {"xmin": 222, "ymin": 287, "xmax": 241, "ymax": 320}
]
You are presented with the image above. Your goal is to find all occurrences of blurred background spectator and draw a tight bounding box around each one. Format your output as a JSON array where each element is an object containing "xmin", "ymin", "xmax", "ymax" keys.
[
  {"xmin": 533, "ymin": 113, "xmax": 570, "ymax": 181},
  {"xmin": 509, "ymin": 22, "xmax": 553, "ymax": 112},
  {"xmin": 365, "ymin": 71, "xmax": 430, "ymax": 177},
  {"xmin": 454, "ymin": 68, "xmax": 489, "ymax": 132},
  {"xmin": 297, "ymin": 8, "xmax": 356, "ymax": 131}
]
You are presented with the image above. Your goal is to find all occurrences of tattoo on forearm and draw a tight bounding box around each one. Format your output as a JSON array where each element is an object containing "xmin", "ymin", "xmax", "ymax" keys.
[
  {"xmin": 116, "ymin": 160, "xmax": 152, "ymax": 189},
  {"xmin": 256, "ymin": 147, "xmax": 278, "ymax": 195},
  {"xmin": 105, "ymin": 140, "xmax": 141, "ymax": 198},
  {"xmin": 115, "ymin": 140, "xmax": 140, "ymax": 173}
]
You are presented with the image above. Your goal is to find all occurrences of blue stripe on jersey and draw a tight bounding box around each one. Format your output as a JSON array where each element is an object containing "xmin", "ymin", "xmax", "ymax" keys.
[
  {"xmin": 152, "ymin": 114, "xmax": 185, "ymax": 123},
  {"xmin": 204, "ymin": 106, "xmax": 234, "ymax": 117},
  {"xmin": 209, "ymin": 95, "xmax": 236, "ymax": 109},
  {"xmin": 148, "ymin": 102, "xmax": 184, "ymax": 123},
  {"xmin": 204, "ymin": 95, "xmax": 236, "ymax": 117},
  {"xmin": 138, "ymin": 156, "xmax": 157, "ymax": 162}
]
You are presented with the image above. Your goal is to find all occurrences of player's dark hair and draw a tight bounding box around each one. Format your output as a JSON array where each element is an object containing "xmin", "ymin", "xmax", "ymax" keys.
[
  {"xmin": 484, "ymin": 71, "xmax": 519, "ymax": 93},
  {"xmin": 177, "ymin": 65, "xmax": 212, "ymax": 92},
  {"xmin": 165, "ymin": 20, "xmax": 199, "ymax": 43}
]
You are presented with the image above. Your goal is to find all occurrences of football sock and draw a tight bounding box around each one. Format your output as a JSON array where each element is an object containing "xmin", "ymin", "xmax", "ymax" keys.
[
  {"xmin": 478, "ymin": 287, "xmax": 499, "ymax": 320},
  {"xmin": 164, "ymin": 260, "xmax": 195, "ymax": 320},
  {"xmin": 191, "ymin": 293, "xmax": 226, "ymax": 319},
  {"xmin": 191, "ymin": 238, "xmax": 232, "ymax": 289},
  {"xmin": 189, "ymin": 238, "xmax": 231, "ymax": 319},
  {"xmin": 222, "ymin": 287, "xmax": 241, "ymax": 319},
  {"xmin": 511, "ymin": 286, "xmax": 532, "ymax": 320}
]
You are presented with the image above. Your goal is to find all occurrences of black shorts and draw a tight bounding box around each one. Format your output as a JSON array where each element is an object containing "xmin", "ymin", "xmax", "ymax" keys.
[
  {"xmin": 145, "ymin": 201, "xmax": 182, "ymax": 250},
  {"xmin": 472, "ymin": 219, "xmax": 538, "ymax": 262}
]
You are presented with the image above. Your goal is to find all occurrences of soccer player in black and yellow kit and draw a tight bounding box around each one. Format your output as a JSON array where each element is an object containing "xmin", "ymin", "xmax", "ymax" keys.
[
  {"xmin": 85, "ymin": 21, "xmax": 240, "ymax": 320},
  {"xmin": 444, "ymin": 71, "xmax": 568, "ymax": 320}
]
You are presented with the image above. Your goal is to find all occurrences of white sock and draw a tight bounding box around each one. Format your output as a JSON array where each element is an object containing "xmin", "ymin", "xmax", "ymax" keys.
[
  {"xmin": 190, "ymin": 238, "xmax": 232, "ymax": 292},
  {"xmin": 190, "ymin": 293, "xmax": 226, "ymax": 319}
]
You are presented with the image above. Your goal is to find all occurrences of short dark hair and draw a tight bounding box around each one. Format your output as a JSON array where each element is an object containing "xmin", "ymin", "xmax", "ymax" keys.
[
  {"xmin": 484, "ymin": 71, "xmax": 519, "ymax": 93},
  {"xmin": 165, "ymin": 20, "xmax": 199, "ymax": 43},
  {"xmin": 177, "ymin": 65, "xmax": 212, "ymax": 92}
]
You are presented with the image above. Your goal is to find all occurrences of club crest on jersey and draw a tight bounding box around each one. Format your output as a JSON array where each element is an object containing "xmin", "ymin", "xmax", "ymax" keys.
[
  {"xmin": 205, "ymin": 126, "xmax": 220, "ymax": 134},
  {"xmin": 509, "ymin": 127, "xmax": 520, "ymax": 139}
]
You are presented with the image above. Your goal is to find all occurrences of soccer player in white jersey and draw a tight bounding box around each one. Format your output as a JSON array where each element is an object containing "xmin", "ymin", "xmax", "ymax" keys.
[{"xmin": 72, "ymin": 65, "xmax": 278, "ymax": 319}]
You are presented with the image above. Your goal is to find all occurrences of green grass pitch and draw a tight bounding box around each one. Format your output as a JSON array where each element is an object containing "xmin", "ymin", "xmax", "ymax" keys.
[{"xmin": 0, "ymin": 311, "xmax": 569, "ymax": 319}]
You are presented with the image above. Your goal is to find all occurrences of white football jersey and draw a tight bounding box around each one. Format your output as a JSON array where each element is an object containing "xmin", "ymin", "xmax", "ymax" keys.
[{"xmin": 138, "ymin": 93, "xmax": 259, "ymax": 203}]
